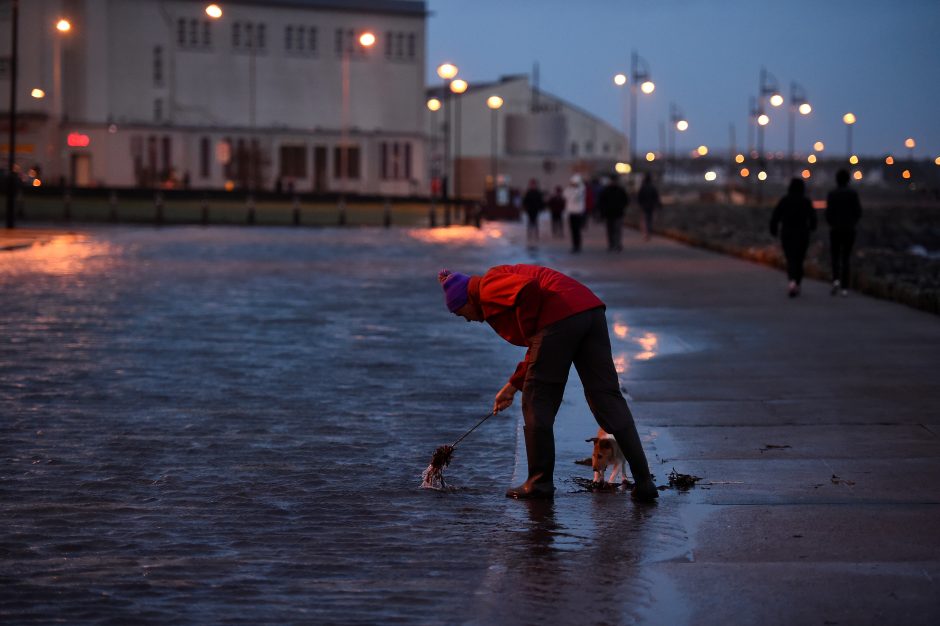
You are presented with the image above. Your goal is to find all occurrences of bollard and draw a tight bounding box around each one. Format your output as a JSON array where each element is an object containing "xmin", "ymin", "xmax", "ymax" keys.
[
  {"xmin": 200, "ymin": 193, "xmax": 209, "ymax": 225},
  {"xmin": 63, "ymin": 190, "xmax": 72, "ymax": 221},
  {"xmin": 246, "ymin": 194, "xmax": 256, "ymax": 224},
  {"xmin": 383, "ymin": 198, "xmax": 392, "ymax": 228},
  {"xmin": 444, "ymin": 203, "xmax": 451, "ymax": 227},
  {"xmin": 108, "ymin": 190, "xmax": 118, "ymax": 222},
  {"xmin": 154, "ymin": 192, "xmax": 164, "ymax": 224},
  {"xmin": 292, "ymin": 194, "xmax": 300, "ymax": 226},
  {"xmin": 473, "ymin": 203, "xmax": 483, "ymax": 228},
  {"xmin": 338, "ymin": 197, "xmax": 347, "ymax": 226},
  {"xmin": 428, "ymin": 200, "xmax": 437, "ymax": 228}
]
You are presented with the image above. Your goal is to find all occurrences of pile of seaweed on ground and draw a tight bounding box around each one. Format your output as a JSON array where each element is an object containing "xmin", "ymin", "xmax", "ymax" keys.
[
  {"xmin": 570, "ymin": 476, "xmax": 634, "ymax": 493},
  {"xmin": 661, "ymin": 468, "xmax": 702, "ymax": 491}
]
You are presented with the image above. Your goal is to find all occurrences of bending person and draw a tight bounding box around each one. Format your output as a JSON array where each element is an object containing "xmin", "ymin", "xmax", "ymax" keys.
[{"xmin": 438, "ymin": 265, "xmax": 658, "ymax": 501}]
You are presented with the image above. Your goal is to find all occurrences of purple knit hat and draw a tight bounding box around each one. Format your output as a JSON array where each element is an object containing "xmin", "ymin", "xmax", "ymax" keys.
[{"xmin": 438, "ymin": 269, "xmax": 470, "ymax": 312}]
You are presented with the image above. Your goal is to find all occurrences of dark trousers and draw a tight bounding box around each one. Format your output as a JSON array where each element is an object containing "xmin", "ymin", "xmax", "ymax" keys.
[
  {"xmin": 641, "ymin": 208, "xmax": 654, "ymax": 236},
  {"xmin": 551, "ymin": 214, "xmax": 564, "ymax": 238},
  {"xmin": 521, "ymin": 307, "xmax": 638, "ymax": 435},
  {"xmin": 781, "ymin": 234, "xmax": 809, "ymax": 284},
  {"xmin": 830, "ymin": 229, "xmax": 855, "ymax": 286},
  {"xmin": 605, "ymin": 217, "xmax": 623, "ymax": 251},
  {"xmin": 568, "ymin": 214, "xmax": 584, "ymax": 252}
]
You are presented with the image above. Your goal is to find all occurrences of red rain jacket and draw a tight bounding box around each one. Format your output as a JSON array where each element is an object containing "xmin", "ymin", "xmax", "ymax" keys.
[{"xmin": 467, "ymin": 264, "xmax": 604, "ymax": 390}]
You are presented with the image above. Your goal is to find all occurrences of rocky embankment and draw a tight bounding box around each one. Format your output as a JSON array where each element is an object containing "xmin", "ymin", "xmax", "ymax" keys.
[{"xmin": 626, "ymin": 203, "xmax": 940, "ymax": 315}]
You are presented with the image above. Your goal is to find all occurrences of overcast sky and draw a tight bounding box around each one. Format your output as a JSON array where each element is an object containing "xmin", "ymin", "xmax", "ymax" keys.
[{"xmin": 426, "ymin": 0, "xmax": 940, "ymax": 158}]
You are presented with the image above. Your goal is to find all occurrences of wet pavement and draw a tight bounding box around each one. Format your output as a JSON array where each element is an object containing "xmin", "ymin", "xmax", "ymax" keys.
[{"xmin": 1, "ymin": 221, "xmax": 939, "ymax": 624}]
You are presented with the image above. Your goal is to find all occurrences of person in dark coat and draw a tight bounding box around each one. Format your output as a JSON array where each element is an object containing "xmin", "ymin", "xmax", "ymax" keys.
[
  {"xmin": 637, "ymin": 174, "xmax": 661, "ymax": 241},
  {"xmin": 522, "ymin": 179, "xmax": 545, "ymax": 245},
  {"xmin": 597, "ymin": 176, "xmax": 629, "ymax": 251},
  {"xmin": 770, "ymin": 178, "xmax": 818, "ymax": 297},
  {"xmin": 547, "ymin": 186, "xmax": 566, "ymax": 238},
  {"xmin": 438, "ymin": 265, "xmax": 659, "ymax": 502},
  {"xmin": 825, "ymin": 169, "xmax": 862, "ymax": 297}
]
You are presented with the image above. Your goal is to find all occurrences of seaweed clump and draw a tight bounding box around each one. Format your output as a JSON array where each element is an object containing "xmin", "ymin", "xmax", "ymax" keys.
[
  {"xmin": 667, "ymin": 468, "xmax": 702, "ymax": 490},
  {"xmin": 421, "ymin": 444, "xmax": 454, "ymax": 490}
]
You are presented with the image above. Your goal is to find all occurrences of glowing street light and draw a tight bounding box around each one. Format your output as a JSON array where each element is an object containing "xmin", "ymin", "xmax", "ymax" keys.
[
  {"xmin": 853, "ymin": 170, "xmax": 863, "ymax": 180},
  {"xmin": 696, "ymin": 145, "xmax": 708, "ymax": 156},
  {"xmin": 437, "ymin": 63, "xmax": 458, "ymax": 80},
  {"xmin": 676, "ymin": 119, "xmax": 688, "ymax": 132},
  {"xmin": 807, "ymin": 154, "xmax": 817, "ymax": 164},
  {"xmin": 615, "ymin": 162, "xmax": 632, "ymax": 174},
  {"xmin": 757, "ymin": 171, "xmax": 768, "ymax": 181},
  {"xmin": 205, "ymin": 4, "xmax": 222, "ymax": 19},
  {"xmin": 935, "ymin": 156, "xmax": 940, "ymax": 166},
  {"xmin": 799, "ymin": 103, "xmax": 812, "ymax": 115},
  {"xmin": 885, "ymin": 155, "xmax": 894, "ymax": 165},
  {"xmin": 769, "ymin": 93, "xmax": 784, "ymax": 107},
  {"xmin": 645, "ymin": 152, "xmax": 656, "ymax": 162},
  {"xmin": 426, "ymin": 98, "xmax": 441, "ymax": 112},
  {"xmin": 849, "ymin": 155, "xmax": 859, "ymax": 165},
  {"xmin": 740, "ymin": 168, "xmax": 750, "ymax": 177},
  {"xmin": 814, "ymin": 141, "xmax": 825, "ymax": 152},
  {"xmin": 904, "ymin": 137, "xmax": 916, "ymax": 149},
  {"xmin": 628, "ymin": 50, "xmax": 655, "ymax": 166},
  {"xmin": 486, "ymin": 95, "xmax": 503, "ymax": 194},
  {"xmin": 902, "ymin": 169, "xmax": 911, "ymax": 179},
  {"xmin": 757, "ymin": 114, "xmax": 770, "ymax": 126},
  {"xmin": 613, "ymin": 73, "xmax": 627, "ymax": 86},
  {"xmin": 802, "ymin": 169, "xmax": 811, "ymax": 179},
  {"xmin": 735, "ymin": 154, "xmax": 745, "ymax": 164},
  {"xmin": 640, "ymin": 80, "xmax": 655, "ymax": 94},
  {"xmin": 31, "ymin": 88, "xmax": 45, "ymax": 99},
  {"xmin": 704, "ymin": 171, "xmax": 717, "ymax": 181},
  {"xmin": 450, "ymin": 79, "xmax": 468, "ymax": 94},
  {"xmin": 788, "ymin": 82, "xmax": 811, "ymax": 168},
  {"xmin": 843, "ymin": 112, "xmax": 857, "ymax": 125},
  {"xmin": 359, "ymin": 32, "xmax": 376, "ymax": 48},
  {"xmin": 56, "ymin": 19, "xmax": 71, "ymax": 32}
]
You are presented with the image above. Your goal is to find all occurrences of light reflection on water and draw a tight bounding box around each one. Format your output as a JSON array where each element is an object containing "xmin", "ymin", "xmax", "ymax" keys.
[
  {"xmin": 0, "ymin": 233, "xmax": 117, "ymax": 277},
  {"xmin": 407, "ymin": 223, "xmax": 505, "ymax": 245},
  {"xmin": 608, "ymin": 312, "xmax": 693, "ymax": 373}
]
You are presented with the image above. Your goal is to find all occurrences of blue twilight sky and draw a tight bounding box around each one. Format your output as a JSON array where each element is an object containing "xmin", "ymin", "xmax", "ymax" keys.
[{"xmin": 425, "ymin": 0, "xmax": 940, "ymax": 158}]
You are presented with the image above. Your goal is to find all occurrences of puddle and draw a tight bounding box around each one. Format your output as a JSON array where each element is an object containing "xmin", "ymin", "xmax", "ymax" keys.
[{"xmin": 607, "ymin": 311, "xmax": 696, "ymax": 375}]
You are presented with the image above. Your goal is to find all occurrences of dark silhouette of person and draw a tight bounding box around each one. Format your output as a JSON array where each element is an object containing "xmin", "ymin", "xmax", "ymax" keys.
[
  {"xmin": 597, "ymin": 176, "xmax": 629, "ymax": 251},
  {"xmin": 770, "ymin": 178, "xmax": 817, "ymax": 297},
  {"xmin": 637, "ymin": 173, "xmax": 661, "ymax": 241},
  {"xmin": 825, "ymin": 169, "xmax": 862, "ymax": 296},
  {"xmin": 563, "ymin": 175, "xmax": 586, "ymax": 253},
  {"xmin": 547, "ymin": 186, "xmax": 565, "ymax": 238},
  {"xmin": 522, "ymin": 179, "xmax": 545, "ymax": 245}
]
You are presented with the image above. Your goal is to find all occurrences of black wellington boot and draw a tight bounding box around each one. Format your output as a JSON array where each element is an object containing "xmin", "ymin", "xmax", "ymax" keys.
[
  {"xmin": 611, "ymin": 427, "xmax": 659, "ymax": 502},
  {"xmin": 506, "ymin": 426, "xmax": 556, "ymax": 499}
]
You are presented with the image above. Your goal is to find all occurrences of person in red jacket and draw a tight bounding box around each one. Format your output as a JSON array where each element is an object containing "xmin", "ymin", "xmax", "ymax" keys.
[{"xmin": 439, "ymin": 265, "xmax": 659, "ymax": 501}]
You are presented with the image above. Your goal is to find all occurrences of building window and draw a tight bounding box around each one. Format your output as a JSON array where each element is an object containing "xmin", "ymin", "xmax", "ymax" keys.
[
  {"xmin": 395, "ymin": 33, "xmax": 404, "ymax": 58},
  {"xmin": 285, "ymin": 26, "xmax": 293, "ymax": 51},
  {"xmin": 602, "ymin": 142, "xmax": 609, "ymax": 154},
  {"xmin": 257, "ymin": 24, "xmax": 266, "ymax": 50},
  {"xmin": 161, "ymin": 136, "xmax": 172, "ymax": 175},
  {"xmin": 379, "ymin": 142, "xmax": 412, "ymax": 181},
  {"xmin": 245, "ymin": 23, "xmax": 254, "ymax": 49},
  {"xmin": 571, "ymin": 142, "xmax": 578, "ymax": 157},
  {"xmin": 153, "ymin": 46, "xmax": 163, "ymax": 86},
  {"xmin": 234, "ymin": 21, "xmax": 265, "ymax": 52},
  {"xmin": 154, "ymin": 98, "xmax": 163, "ymax": 122},
  {"xmin": 407, "ymin": 34, "xmax": 415, "ymax": 59},
  {"xmin": 177, "ymin": 18, "xmax": 186, "ymax": 45},
  {"xmin": 585, "ymin": 141, "xmax": 593, "ymax": 154},
  {"xmin": 297, "ymin": 26, "xmax": 306, "ymax": 51},
  {"xmin": 200, "ymin": 137, "xmax": 211, "ymax": 179},
  {"xmin": 404, "ymin": 142, "xmax": 412, "ymax": 179},
  {"xmin": 384, "ymin": 32, "xmax": 416, "ymax": 61},
  {"xmin": 202, "ymin": 21, "xmax": 211, "ymax": 46},
  {"xmin": 334, "ymin": 28, "xmax": 343, "ymax": 55},
  {"xmin": 279, "ymin": 145, "xmax": 307, "ymax": 178},
  {"xmin": 384, "ymin": 31, "xmax": 393, "ymax": 58},
  {"xmin": 380, "ymin": 142, "xmax": 388, "ymax": 179},
  {"xmin": 189, "ymin": 19, "xmax": 198, "ymax": 46},
  {"xmin": 308, "ymin": 27, "xmax": 317, "ymax": 53},
  {"xmin": 333, "ymin": 146, "xmax": 360, "ymax": 179},
  {"xmin": 232, "ymin": 22, "xmax": 241, "ymax": 48},
  {"xmin": 177, "ymin": 18, "xmax": 212, "ymax": 50}
]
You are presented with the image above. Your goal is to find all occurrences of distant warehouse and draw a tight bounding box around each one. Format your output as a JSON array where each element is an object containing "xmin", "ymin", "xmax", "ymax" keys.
[{"xmin": 0, "ymin": 0, "xmax": 428, "ymax": 196}]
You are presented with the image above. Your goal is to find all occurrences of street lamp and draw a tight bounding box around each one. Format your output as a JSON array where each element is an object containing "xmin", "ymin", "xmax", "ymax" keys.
[
  {"xmin": 450, "ymin": 78, "xmax": 468, "ymax": 210},
  {"xmin": 56, "ymin": 19, "xmax": 71, "ymax": 32},
  {"xmin": 205, "ymin": 4, "xmax": 222, "ymax": 18},
  {"xmin": 842, "ymin": 112, "xmax": 856, "ymax": 156},
  {"xmin": 628, "ymin": 51, "xmax": 654, "ymax": 167},
  {"xmin": 756, "ymin": 67, "xmax": 780, "ymax": 164},
  {"xmin": 668, "ymin": 102, "xmax": 687, "ymax": 180},
  {"xmin": 436, "ymin": 62, "xmax": 458, "ymax": 216},
  {"xmin": 486, "ymin": 95, "xmax": 503, "ymax": 197},
  {"xmin": 338, "ymin": 30, "xmax": 375, "ymax": 193},
  {"xmin": 788, "ymin": 82, "xmax": 810, "ymax": 172}
]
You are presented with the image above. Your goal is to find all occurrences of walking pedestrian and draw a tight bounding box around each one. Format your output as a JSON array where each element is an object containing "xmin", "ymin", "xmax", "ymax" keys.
[
  {"xmin": 770, "ymin": 178, "xmax": 817, "ymax": 298},
  {"xmin": 825, "ymin": 169, "xmax": 862, "ymax": 297},
  {"xmin": 597, "ymin": 176, "xmax": 629, "ymax": 251},
  {"xmin": 547, "ymin": 186, "xmax": 566, "ymax": 238},
  {"xmin": 637, "ymin": 173, "xmax": 661, "ymax": 241},
  {"xmin": 563, "ymin": 175, "xmax": 586, "ymax": 253},
  {"xmin": 522, "ymin": 179, "xmax": 545, "ymax": 246},
  {"xmin": 438, "ymin": 265, "xmax": 659, "ymax": 502}
]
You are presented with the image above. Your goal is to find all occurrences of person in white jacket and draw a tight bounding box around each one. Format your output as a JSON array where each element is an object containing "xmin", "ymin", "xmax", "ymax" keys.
[{"xmin": 563, "ymin": 174, "xmax": 586, "ymax": 253}]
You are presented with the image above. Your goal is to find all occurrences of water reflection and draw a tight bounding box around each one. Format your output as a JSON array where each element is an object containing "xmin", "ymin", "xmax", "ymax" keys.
[
  {"xmin": 0, "ymin": 233, "xmax": 113, "ymax": 277},
  {"xmin": 407, "ymin": 224, "xmax": 504, "ymax": 245}
]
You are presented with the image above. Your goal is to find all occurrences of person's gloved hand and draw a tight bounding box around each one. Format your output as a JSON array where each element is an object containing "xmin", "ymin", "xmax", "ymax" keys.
[{"xmin": 493, "ymin": 383, "xmax": 517, "ymax": 414}]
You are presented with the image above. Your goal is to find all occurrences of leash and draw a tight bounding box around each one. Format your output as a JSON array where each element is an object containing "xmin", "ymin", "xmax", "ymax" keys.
[{"xmin": 450, "ymin": 409, "xmax": 498, "ymax": 448}]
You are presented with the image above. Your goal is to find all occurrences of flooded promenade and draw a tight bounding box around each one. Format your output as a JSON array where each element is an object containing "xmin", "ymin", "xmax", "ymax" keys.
[{"xmin": 2, "ymin": 222, "xmax": 938, "ymax": 625}]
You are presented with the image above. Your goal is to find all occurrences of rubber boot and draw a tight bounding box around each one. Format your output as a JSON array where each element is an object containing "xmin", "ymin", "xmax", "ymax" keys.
[
  {"xmin": 611, "ymin": 427, "xmax": 658, "ymax": 502},
  {"xmin": 506, "ymin": 426, "xmax": 556, "ymax": 499}
]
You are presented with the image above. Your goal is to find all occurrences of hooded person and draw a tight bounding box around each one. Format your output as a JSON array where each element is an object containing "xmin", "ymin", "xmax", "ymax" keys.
[{"xmin": 438, "ymin": 265, "xmax": 659, "ymax": 501}]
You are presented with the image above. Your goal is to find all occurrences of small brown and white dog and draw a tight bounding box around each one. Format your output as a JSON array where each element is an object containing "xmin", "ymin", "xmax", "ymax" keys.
[{"xmin": 586, "ymin": 428, "xmax": 628, "ymax": 485}]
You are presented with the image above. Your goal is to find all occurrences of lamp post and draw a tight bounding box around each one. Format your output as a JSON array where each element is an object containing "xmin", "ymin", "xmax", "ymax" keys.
[
  {"xmin": 842, "ymin": 112, "xmax": 856, "ymax": 158},
  {"xmin": 449, "ymin": 77, "xmax": 468, "ymax": 220},
  {"xmin": 756, "ymin": 67, "xmax": 782, "ymax": 169},
  {"xmin": 52, "ymin": 17, "xmax": 71, "ymax": 190},
  {"xmin": 5, "ymin": 0, "xmax": 19, "ymax": 228},
  {"xmin": 629, "ymin": 51, "xmax": 654, "ymax": 168},
  {"xmin": 669, "ymin": 102, "xmax": 687, "ymax": 181},
  {"xmin": 339, "ymin": 31, "xmax": 375, "ymax": 194},
  {"xmin": 436, "ymin": 62, "xmax": 458, "ymax": 223},
  {"xmin": 426, "ymin": 97, "xmax": 441, "ymax": 225},
  {"xmin": 904, "ymin": 137, "xmax": 915, "ymax": 170},
  {"xmin": 486, "ymin": 95, "xmax": 503, "ymax": 201},
  {"xmin": 788, "ymin": 82, "xmax": 810, "ymax": 173}
]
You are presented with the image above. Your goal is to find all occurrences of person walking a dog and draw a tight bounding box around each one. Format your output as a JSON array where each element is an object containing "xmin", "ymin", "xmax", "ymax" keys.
[{"xmin": 438, "ymin": 264, "xmax": 659, "ymax": 502}]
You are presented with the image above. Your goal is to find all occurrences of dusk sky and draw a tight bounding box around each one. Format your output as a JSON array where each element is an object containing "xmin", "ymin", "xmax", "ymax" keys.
[{"xmin": 426, "ymin": 0, "xmax": 940, "ymax": 159}]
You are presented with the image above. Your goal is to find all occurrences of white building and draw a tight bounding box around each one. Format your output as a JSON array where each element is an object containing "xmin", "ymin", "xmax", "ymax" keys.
[
  {"xmin": 1, "ymin": 0, "xmax": 428, "ymax": 195},
  {"xmin": 428, "ymin": 74, "xmax": 629, "ymax": 200}
]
